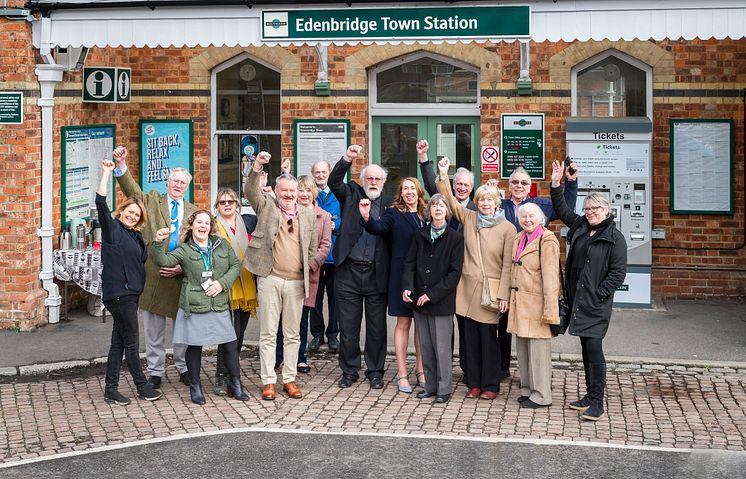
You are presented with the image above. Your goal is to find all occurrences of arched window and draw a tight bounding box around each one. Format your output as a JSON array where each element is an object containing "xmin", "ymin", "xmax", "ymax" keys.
[
  {"xmin": 571, "ymin": 50, "xmax": 652, "ymax": 118},
  {"xmin": 211, "ymin": 54, "xmax": 282, "ymax": 206}
]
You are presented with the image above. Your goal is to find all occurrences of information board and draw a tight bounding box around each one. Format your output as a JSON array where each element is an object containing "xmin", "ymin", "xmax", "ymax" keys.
[
  {"xmin": 670, "ymin": 119, "xmax": 733, "ymax": 214},
  {"xmin": 0, "ymin": 91, "xmax": 23, "ymax": 124},
  {"xmin": 501, "ymin": 113, "xmax": 544, "ymax": 179},
  {"xmin": 139, "ymin": 120, "xmax": 194, "ymax": 202},
  {"xmin": 293, "ymin": 120, "xmax": 350, "ymax": 177},
  {"xmin": 61, "ymin": 125, "xmax": 116, "ymax": 223},
  {"xmin": 567, "ymin": 142, "xmax": 650, "ymax": 178}
]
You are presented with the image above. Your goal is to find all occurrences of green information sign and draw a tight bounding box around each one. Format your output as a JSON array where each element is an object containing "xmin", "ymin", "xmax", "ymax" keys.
[
  {"xmin": 262, "ymin": 6, "xmax": 530, "ymax": 42},
  {"xmin": 0, "ymin": 92, "xmax": 23, "ymax": 124},
  {"xmin": 501, "ymin": 113, "xmax": 545, "ymax": 180}
]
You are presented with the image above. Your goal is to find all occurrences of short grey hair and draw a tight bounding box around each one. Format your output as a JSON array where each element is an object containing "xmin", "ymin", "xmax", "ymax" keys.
[
  {"xmin": 425, "ymin": 193, "xmax": 452, "ymax": 221},
  {"xmin": 359, "ymin": 164, "xmax": 388, "ymax": 183},
  {"xmin": 509, "ymin": 167, "xmax": 531, "ymax": 184},
  {"xmin": 517, "ymin": 202, "xmax": 547, "ymax": 226},
  {"xmin": 169, "ymin": 167, "xmax": 193, "ymax": 184},
  {"xmin": 584, "ymin": 192, "xmax": 610, "ymax": 212},
  {"xmin": 275, "ymin": 173, "xmax": 298, "ymax": 189},
  {"xmin": 454, "ymin": 167, "xmax": 474, "ymax": 187},
  {"xmin": 311, "ymin": 160, "xmax": 331, "ymax": 174}
]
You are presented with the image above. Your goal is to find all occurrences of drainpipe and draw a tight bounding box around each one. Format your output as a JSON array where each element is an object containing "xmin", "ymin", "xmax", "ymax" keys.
[{"xmin": 35, "ymin": 63, "xmax": 66, "ymax": 324}]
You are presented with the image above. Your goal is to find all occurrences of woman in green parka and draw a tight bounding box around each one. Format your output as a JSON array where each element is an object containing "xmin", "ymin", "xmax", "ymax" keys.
[{"xmin": 151, "ymin": 209, "xmax": 248, "ymax": 405}]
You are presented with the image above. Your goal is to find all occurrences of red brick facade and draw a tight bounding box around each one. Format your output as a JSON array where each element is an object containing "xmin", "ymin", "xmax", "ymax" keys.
[{"xmin": 1, "ymin": 7, "xmax": 744, "ymax": 328}]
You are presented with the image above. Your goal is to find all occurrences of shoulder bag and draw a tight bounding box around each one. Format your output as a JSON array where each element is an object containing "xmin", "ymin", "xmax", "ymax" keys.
[
  {"xmin": 475, "ymin": 229, "xmax": 501, "ymax": 312},
  {"xmin": 538, "ymin": 235, "xmax": 570, "ymax": 336}
]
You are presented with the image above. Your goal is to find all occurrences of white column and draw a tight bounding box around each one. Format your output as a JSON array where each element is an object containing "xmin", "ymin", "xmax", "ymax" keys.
[{"xmin": 35, "ymin": 64, "xmax": 66, "ymax": 324}]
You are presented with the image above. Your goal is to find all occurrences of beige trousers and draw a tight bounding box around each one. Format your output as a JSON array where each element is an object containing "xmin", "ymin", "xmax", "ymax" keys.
[
  {"xmin": 515, "ymin": 336, "xmax": 553, "ymax": 405},
  {"xmin": 257, "ymin": 275, "xmax": 305, "ymax": 385}
]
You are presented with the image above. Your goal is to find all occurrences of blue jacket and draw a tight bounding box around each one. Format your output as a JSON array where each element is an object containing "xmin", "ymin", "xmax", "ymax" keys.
[
  {"xmin": 316, "ymin": 188, "xmax": 341, "ymax": 264},
  {"xmin": 502, "ymin": 180, "xmax": 578, "ymax": 231}
]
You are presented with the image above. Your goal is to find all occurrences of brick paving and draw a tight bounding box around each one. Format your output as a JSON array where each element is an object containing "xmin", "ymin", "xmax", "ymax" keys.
[{"xmin": 1, "ymin": 357, "xmax": 745, "ymax": 463}]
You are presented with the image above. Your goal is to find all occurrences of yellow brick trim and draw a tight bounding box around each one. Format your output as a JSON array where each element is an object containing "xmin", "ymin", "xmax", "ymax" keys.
[{"xmin": 189, "ymin": 46, "xmax": 300, "ymax": 86}]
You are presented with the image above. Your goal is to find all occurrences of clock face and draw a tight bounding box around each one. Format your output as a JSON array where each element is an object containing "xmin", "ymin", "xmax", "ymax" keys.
[{"xmin": 239, "ymin": 64, "xmax": 257, "ymax": 81}]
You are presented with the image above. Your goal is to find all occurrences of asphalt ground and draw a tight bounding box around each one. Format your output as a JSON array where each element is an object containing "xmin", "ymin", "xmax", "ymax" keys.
[{"xmin": 1, "ymin": 430, "xmax": 744, "ymax": 478}]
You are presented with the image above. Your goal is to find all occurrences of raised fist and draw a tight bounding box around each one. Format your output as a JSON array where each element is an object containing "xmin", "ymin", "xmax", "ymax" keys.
[{"xmin": 256, "ymin": 151, "xmax": 271, "ymax": 165}]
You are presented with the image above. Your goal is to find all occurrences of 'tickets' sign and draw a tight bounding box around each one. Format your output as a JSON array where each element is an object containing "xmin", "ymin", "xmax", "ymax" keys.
[{"xmin": 262, "ymin": 6, "xmax": 530, "ymax": 42}]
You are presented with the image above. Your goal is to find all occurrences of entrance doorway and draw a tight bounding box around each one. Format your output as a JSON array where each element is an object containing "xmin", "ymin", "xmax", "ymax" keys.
[{"xmin": 372, "ymin": 116, "xmax": 480, "ymax": 197}]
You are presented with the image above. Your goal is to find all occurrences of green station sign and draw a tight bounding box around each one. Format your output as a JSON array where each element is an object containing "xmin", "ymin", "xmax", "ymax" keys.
[
  {"xmin": 501, "ymin": 113, "xmax": 545, "ymax": 179},
  {"xmin": 0, "ymin": 92, "xmax": 23, "ymax": 124},
  {"xmin": 262, "ymin": 6, "xmax": 530, "ymax": 42}
]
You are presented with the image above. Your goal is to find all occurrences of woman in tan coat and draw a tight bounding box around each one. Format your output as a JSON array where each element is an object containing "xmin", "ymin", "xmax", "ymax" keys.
[
  {"xmin": 508, "ymin": 202, "xmax": 561, "ymax": 409},
  {"xmin": 436, "ymin": 158, "xmax": 515, "ymax": 400}
]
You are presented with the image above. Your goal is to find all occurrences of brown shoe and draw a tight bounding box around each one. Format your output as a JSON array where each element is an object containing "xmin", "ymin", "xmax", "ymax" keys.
[
  {"xmin": 261, "ymin": 384, "xmax": 276, "ymax": 401},
  {"xmin": 283, "ymin": 382, "xmax": 303, "ymax": 399}
]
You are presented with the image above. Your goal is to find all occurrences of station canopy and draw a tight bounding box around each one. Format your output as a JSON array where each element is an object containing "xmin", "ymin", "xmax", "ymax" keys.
[{"xmin": 28, "ymin": 0, "xmax": 746, "ymax": 49}]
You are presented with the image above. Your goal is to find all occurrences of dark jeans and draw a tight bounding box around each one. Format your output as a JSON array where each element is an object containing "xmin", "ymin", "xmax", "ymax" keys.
[
  {"xmin": 580, "ymin": 337, "xmax": 605, "ymax": 365},
  {"xmin": 310, "ymin": 263, "xmax": 338, "ymax": 343},
  {"xmin": 276, "ymin": 306, "xmax": 310, "ymax": 365},
  {"xmin": 103, "ymin": 295, "xmax": 148, "ymax": 394},
  {"xmin": 188, "ymin": 342, "xmax": 239, "ymax": 385},
  {"xmin": 336, "ymin": 261, "xmax": 387, "ymax": 381},
  {"xmin": 497, "ymin": 312, "xmax": 512, "ymax": 374},
  {"xmin": 216, "ymin": 309, "xmax": 250, "ymax": 377},
  {"xmin": 462, "ymin": 316, "xmax": 500, "ymax": 393}
]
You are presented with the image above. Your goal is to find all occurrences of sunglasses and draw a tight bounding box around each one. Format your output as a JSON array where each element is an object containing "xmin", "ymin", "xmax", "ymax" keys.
[
  {"xmin": 287, "ymin": 218, "xmax": 294, "ymax": 233},
  {"xmin": 510, "ymin": 180, "xmax": 530, "ymax": 186},
  {"xmin": 218, "ymin": 200, "xmax": 236, "ymax": 206}
]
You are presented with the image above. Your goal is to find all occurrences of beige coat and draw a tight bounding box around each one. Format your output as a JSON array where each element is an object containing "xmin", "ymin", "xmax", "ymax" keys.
[
  {"xmin": 116, "ymin": 169, "xmax": 198, "ymax": 318},
  {"xmin": 243, "ymin": 168, "xmax": 318, "ymax": 298},
  {"xmin": 507, "ymin": 229, "xmax": 561, "ymax": 339},
  {"xmin": 436, "ymin": 179, "xmax": 515, "ymax": 324}
]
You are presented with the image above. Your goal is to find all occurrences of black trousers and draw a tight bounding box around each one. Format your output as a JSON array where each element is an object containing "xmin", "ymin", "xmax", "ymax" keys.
[
  {"xmin": 216, "ymin": 309, "xmax": 250, "ymax": 377},
  {"xmin": 103, "ymin": 295, "xmax": 148, "ymax": 394},
  {"xmin": 462, "ymin": 316, "xmax": 500, "ymax": 393},
  {"xmin": 497, "ymin": 312, "xmax": 512, "ymax": 374},
  {"xmin": 310, "ymin": 263, "xmax": 338, "ymax": 343},
  {"xmin": 187, "ymin": 341, "xmax": 240, "ymax": 385},
  {"xmin": 335, "ymin": 261, "xmax": 387, "ymax": 380}
]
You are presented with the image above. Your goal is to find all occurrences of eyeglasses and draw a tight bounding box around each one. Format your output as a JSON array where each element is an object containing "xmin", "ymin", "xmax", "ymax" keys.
[
  {"xmin": 510, "ymin": 180, "xmax": 530, "ymax": 186},
  {"xmin": 582, "ymin": 205, "xmax": 604, "ymax": 213},
  {"xmin": 365, "ymin": 177, "xmax": 384, "ymax": 183},
  {"xmin": 287, "ymin": 219, "xmax": 294, "ymax": 233},
  {"xmin": 218, "ymin": 200, "xmax": 236, "ymax": 206}
]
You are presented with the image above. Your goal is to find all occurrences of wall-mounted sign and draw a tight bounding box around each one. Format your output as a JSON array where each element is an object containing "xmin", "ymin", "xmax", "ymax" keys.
[
  {"xmin": 262, "ymin": 6, "xmax": 530, "ymax": 42},
  {"xmin": 480, "ymin": 146, "xmax": 500, "ymax": 173},
  {"xmin": 61, "ymin": 124, "xmax": 116, "ymax": 223},
  {"xmin": 139, "ymin": 120, "xmax": 194, "ymax": 202},
  {"xmin": 501, "ymin": 113, "xmax": 545, "ymax": 179},
  {"xmin": 0, "ymin": 91, "xmax": 23, "ymax": 124},
  {"xmin": 83, "ymin": 67, "xmax": 131, "ymax": 103},
  {"xmin": 293, "ymin": 119, "xmax": 350, "ymax": 178}
]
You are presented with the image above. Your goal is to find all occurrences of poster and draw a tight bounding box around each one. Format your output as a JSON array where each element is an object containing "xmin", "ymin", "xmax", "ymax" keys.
[
  {"xmin": 240, "ymin": 135, "xmax": 259, "ymax": 199},
  {"xmin": 501, "ymin": 113, "xmax": 545, "ymax": 179},
  {"xmin": 670, "ymin": 119, "xmax": 733, "ymax": 214},
  {"xmin": 293, "ymin": 120, "xmax": 350, "ymax": 177},
  {"xmin": 139, "ymin": 120, "xmax": 193, "ymax": 202},
  {"xmin": 61, "ymin": 124, "xmax": 116, "ymax": 223}
]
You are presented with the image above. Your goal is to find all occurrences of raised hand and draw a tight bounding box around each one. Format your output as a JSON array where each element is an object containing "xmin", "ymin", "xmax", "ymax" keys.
[
  {"xmin": 112, "ymin": 145, "xmax": 128, "ymax": 168},
  {"xmin": 344, "ymin": 144, "xmax": 362, "ymax": 162},
  {"xmin": 255, "ymin": 151, "xmax": 271, "ymax": 166},
  {"xmin": 359, "ymin": 198, "xmax": 371, "ymax": 221},
  {"xmin": 550, "ymin": 160, "xmax": 564, "ymax": 187},
  {"xmin": 154, "ymin": 227, "xmax": 170, "ymax": 242},
  {"xmin": 565, "ymin": 161, "xmax": 579, "ymax": 181},
  {"xmin": 485, "ymin": 178, "xmax": 498, "ymax": 188},
  {"xmin": 281, "ymin": 158, "xmax": 291, "ymax": 174},
  {"xmin": 101, "ymin": 159, "xmax": 115, "ymax": 173},
  {"xmin": 437, "ymin": 157, "xmax": 450, "ymax": 178},
  {"xmin": 416, "ymin": 139, "xmax": 429, "ymax": 162}
]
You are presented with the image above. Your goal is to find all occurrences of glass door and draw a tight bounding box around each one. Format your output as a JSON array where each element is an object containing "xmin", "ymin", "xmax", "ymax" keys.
[{"xmin": 372, "ymin": 116, "xmax": 480, "ymax": 198}]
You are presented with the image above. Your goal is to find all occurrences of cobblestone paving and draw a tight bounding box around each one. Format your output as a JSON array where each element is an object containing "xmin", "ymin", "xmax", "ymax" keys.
[{"xmin": 1, "ymin": 357, "xmax": 744, "ymax": 463}]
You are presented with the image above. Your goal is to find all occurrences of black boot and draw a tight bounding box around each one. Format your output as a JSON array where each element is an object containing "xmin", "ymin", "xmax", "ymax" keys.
[
  {"xmin": 189, "ymin": 382, "xmax": 206, "ymax": 405},
  {"xmin": 227, "ymin": 377, "xmax": 249, "ymax": 401},
  {"xmin": 569, "ymin": 360, "xmax": 592, "ymax": 411},
  {"xmin": 580, "ymin": 362, "xmax": 606, "ymax": 421}
]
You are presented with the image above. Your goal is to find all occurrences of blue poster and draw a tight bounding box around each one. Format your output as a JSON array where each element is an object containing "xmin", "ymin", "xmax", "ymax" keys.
[{"xmin": 139, "ymin": 120, "xmax": 193, "ymax": 202}]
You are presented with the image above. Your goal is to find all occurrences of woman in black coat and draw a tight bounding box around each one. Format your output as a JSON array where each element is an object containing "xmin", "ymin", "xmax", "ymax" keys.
[
  {"xmin": 550, "ymin": 160, "xmax": 627, "ymax": 421},
  {"xmin": 97, "ymin": 159, "xmax": 162, "ymax": 406},
  {"xmin": 401, "ymin": 194, "xmax": 464, "ymax": 404}
]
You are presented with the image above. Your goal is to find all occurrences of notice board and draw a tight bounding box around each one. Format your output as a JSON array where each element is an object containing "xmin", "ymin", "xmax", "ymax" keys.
[
  {"xmin": 61, "ymin": 124, "xmax": 116, "ymax": 223},
  {"xmin": 293, "ymin": 119, "xmax": 350, "ymax": 177},
  {"xmin": 501, "ymin": 113, "xmax": 545, "ymax": 179},
  {"xmin": 670, "ymin": 119, "xmax": 733, "ymax": 214}
]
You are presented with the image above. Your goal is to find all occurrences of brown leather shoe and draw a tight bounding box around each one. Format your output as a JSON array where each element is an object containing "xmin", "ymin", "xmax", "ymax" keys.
[
  {"xmin": 261, "ymin": 384, "xmax": 276, "ymax": 401},
  {"xmin": 283, "ymin": 382, "xmax": 303, "ymax": 399}
]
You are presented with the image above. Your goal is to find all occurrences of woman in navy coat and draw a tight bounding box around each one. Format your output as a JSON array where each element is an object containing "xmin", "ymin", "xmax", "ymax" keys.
[{"xmin": 359, "ymin": 177, "xmax": 428, "ymax": 393}]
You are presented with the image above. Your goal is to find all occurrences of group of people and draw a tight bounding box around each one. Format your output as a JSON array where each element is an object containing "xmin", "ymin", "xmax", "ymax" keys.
[{"xmin": 98, "ymin": 139, "xmax": 626, "ymax": 421}]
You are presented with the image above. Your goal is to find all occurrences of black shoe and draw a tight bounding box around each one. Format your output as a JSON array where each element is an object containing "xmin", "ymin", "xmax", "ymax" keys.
[
  {"xmin": 327, "ymin": 338, "xmax": 339, "ymax": 353},
  {"xmin": 416, "ymin": 390, "xmax": 436, "ymax": 399},
  {"xmin": 338, "ymin": 376, "xmax": 356, "ymax": 388},
  {"xmin": 369, "ymin": 377, "xmax": 384, "ymax": 389},
  {"xmin": 137, "ymin": 384, "xmax": 162, "ymax": 402},
  {"xmin": 517, "ymin": 395, "xmax": 530, "ymax": 403},
  {"xmin": 189, "ymin": 383, "xmax": 206, "ymax": 405},
  {"xmin": 213, "ymin": 375, "xmax": 228, "ymax": 396},
  {"xmin": 227, "ymin": 377, "xmax": 249, "ymax": 401},
  {"xmin": 147, "ymin": 376, "xmax": 162, "ymax": 389},
  {"xmin": 580, "ymin": 400, "xmax": 606, "ymax": 421},
  {"xmin": 308, "ymin": 336, "xmax": 323, "ymax": 353},
  {"xmin": 433, "ymin": 394, "xmax": 450, "ymax": 404},
  {"xmin": 179, "ymin": 371, "xmax": 191, "ymax": 385},
  {"xmin": 568, "ymin": 395, "xmax": 592, "ymax": 412},
  {"xmin": 104, "ymin": 390, "xmax": 131, "ymax": 406},
  {"xmin": 520, "ymin": 398, "xmax": 550, "ymax": 409},
  {"xmin": 297, "ymin": 362, "xmax": 311, "ymax": 374}
]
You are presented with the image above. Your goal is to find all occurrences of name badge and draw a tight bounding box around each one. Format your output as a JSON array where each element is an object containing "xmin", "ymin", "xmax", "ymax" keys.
[{"xmin": 202, "ymin": 271, "xmax": 213, "ymax": 279}]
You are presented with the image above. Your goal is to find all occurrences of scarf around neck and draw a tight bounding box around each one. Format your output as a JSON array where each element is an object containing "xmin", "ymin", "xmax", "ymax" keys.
[
  {"xmin": 514, "ymin": 225, "xmax": 545, "ymax": 260},
  {"xmin": 476, "ymin": 209, "xmax": 506, "ymax": 231},
  {"xmin": 430, "ymin": 222, "xmax": 447, "ymax": 242}
]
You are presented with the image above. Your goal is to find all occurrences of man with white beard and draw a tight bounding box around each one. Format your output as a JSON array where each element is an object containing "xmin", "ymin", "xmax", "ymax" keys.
[{"xmin": 329, "ymin": 145, "xmax": 392, "ymax": 389}]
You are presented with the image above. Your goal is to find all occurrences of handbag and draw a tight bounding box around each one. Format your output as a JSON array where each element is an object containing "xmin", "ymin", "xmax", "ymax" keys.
[
  {"xmin": 538, "ymin": 235, "xmax": 570, "ymax": 336},
  {"xmin": 475, "ymin": 229, "xmax": 501, "ymax": 312}
]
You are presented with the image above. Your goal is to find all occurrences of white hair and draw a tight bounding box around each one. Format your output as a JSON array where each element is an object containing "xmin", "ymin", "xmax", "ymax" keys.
[
  {"xmin": 169, "ymin": 167, "xmax": 193, "ymax": 183},
  {"xmin": 517, "ymin": 202, "xmax": 547, "ymax": 226},
  {"xmin": 510, "ymin": 167, "xmax": 531, "ymax": 184},
  {"xmin": 359, "ymin": 164, "xmax": 388, "ymax": 183},
  {"xmin": 454, "ymin": 167, "xmax": 474, "ymax": 187}
]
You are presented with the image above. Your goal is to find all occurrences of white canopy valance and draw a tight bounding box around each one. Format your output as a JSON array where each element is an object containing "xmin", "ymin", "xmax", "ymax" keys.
[{"xmin": 32, "ymin": 1, "xmax": 746, "ymax": 49}]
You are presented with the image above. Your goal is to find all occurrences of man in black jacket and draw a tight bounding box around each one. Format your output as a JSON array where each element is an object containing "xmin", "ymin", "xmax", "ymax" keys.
[{"xmin": 329, "ymin": 145, "xmax": 392, "ymax": 389}]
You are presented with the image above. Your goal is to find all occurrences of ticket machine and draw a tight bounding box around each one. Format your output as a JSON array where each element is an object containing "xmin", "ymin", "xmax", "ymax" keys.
[{"xmin": 566, "ymin": 117, "xmax": 653, "ymax": 308}]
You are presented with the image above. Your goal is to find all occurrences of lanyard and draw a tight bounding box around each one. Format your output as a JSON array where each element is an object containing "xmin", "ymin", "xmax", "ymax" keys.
[{"xmin": 196, "ymin": 239, "xmax": 212, "ymax": 272}]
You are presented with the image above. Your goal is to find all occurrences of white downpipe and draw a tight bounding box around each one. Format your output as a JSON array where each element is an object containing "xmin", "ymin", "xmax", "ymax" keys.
[{"xmin": 35, "ymin": 63, "xmax": 66, "ymax": 324}]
